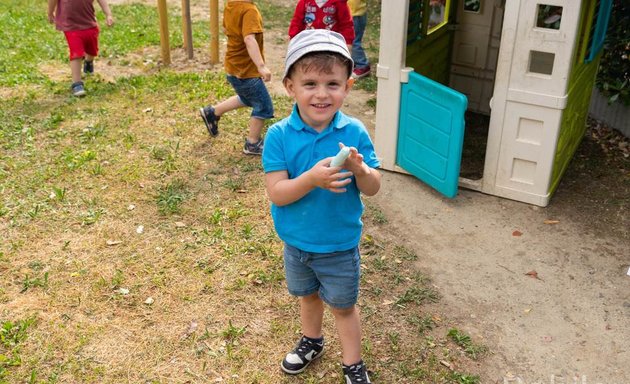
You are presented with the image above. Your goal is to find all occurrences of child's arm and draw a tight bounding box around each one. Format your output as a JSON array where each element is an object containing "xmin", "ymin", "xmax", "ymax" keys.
[
  {"xmin": 336, "ymin": 144, "xmax": 381, "ymax": 196},
  {"xmin": 96, "ymin": 0, "xmax": 115, "ymax": 26},
  {"xmin": 265, "ymin": 159, "xmax": 354, "ymax": 207},
  {"xmin": 244, "ymin": 34, "xmax": 271, "ymax": 82},
  {"xmin": 288, "ymin": 0, "xmax": 305, "ymax": 39},
  {"xmin": 337, "ymin": 1, "xmax": 356, "ymax": 45},
  {"xmin": 47, "ymin": 0, "xmax": 57, "ymax": 24}
]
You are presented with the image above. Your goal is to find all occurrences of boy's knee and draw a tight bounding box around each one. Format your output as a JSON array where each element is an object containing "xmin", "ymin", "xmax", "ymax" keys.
[
  {"xmin": 301, "ymin": 292, "xmax": 322, "ymax": 303},
  {"xmin": 330, "ymin": 305, "xmax": 356, "ymax": 317}
]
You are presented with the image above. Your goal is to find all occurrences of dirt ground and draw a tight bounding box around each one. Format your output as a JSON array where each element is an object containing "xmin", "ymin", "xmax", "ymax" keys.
[
  {"xmin": 105, "ymin": 1, "xmax": 629, "ymax": 382},
  {"xmin": 336, "ymin": 77, "xmax": 629, "ymax": 383}
]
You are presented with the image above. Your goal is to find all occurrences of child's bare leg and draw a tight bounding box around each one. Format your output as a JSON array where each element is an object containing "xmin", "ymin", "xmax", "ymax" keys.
[
  {"xmin": 331, "ymin": 305, "xmax": 362, "ymax": 365},
  {"xmin": 300, "ymin": 292, "xmax": 324, "ymax": 338},
  {"xmin": 214, "ymin": 95, "xmax": 244, "ymax": 117},
  {"xmin": 247, "ymin": 117, "xmax": 264, "ymax": 144},
  {"xmin": 85, "ymin": 54, "xmax": 95, "ymax": 62},
  {"xmin": 70, "ymin": 58, "xmax": 82, "ymax": 83}
]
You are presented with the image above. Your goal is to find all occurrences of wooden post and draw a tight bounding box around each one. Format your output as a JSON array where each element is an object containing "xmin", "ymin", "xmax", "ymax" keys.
[
  {"xmin": 181, "ymin": 0, "xmax": 193, "ymax": 59},
  {"xmin": 209, "ymin": 0, "xmax": 219, "ymax": 64},
  {"xmin": 157, "ymin": 0, "xmax": 171, "ymax": 65}
]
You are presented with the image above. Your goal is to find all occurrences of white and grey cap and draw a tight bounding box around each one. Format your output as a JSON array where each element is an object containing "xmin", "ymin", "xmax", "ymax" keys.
[{"xmin": 283, "ymin": 29, "xmax": 353, "ymax": 79}]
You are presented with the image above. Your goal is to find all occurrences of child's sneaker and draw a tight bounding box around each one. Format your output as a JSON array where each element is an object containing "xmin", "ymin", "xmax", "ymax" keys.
[
  {"xmin": 83, "ymin": 60, "xmax": 94, "ymax": 74},
  {"xmin": 351, "ymin": 66, "xmax": 371, "ymax": 79},
  {"xmin": 343, "ymin": 360, "xmax": 372, "ymax": 383},
  {"xmin": 281, "ymin": 335, "xmax": 324, "ymax": 375},
  {"xmin": 243, "ymin": 138, "xmax": 264, "ymax": 155},
  {"xmin": 199, "ymin": 106, "xmax": 220, "ymax": 136},
  {"xmin": 71, "ymin": 81, "xmax": 86, "ymax": 97}
]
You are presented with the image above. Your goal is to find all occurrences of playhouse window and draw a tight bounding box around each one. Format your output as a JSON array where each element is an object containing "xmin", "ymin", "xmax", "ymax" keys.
[
  {"xmin": 464, "ymin": 0, "xmax": 481, "ymax": 13},
  {"xmin": 407, "ymin": 0, "xmax": 452, "ymax": 44},
  {"xmin": 529, "ymin": 50, "xmax": 555, "ymax": 75},
  {"xmin": 428, "ymin": 0, "xmax": 450, "ymax": 33},
  {"xmin": 536, "ymin": 5, "xmax": 563, "ymax": 30}
]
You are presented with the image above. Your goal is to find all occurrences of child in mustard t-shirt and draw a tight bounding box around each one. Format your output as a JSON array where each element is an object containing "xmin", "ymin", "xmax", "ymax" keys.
[
  {"xmin": 348, "ymin": 0, "xmax": 371, "ymax": 78},
  {"xmin": 199, "ymin": 0, "xmax": 273, "ymax": 155}
]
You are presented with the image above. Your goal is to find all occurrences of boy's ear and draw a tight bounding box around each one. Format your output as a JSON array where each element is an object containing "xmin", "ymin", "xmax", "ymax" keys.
[{"xmin": 283, "ymin": 77, "xmax": 295, "ymax": 97}]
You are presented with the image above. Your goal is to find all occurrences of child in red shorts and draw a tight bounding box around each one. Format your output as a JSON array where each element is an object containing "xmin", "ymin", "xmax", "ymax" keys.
[{"xmin": 48, "ymin": 0, "xmax": 114, "ymax": 97}]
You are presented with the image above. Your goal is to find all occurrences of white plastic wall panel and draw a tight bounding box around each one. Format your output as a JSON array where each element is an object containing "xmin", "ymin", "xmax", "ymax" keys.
[
  {"xmin": 374, "ymin": 0, "xmax": 409, "ymax": 170},
  {"xmin": 508, "ymin": 0, "xmax": 581, "ymax": 96},
  {"xmin": 494, "ymin": 101, "xmax": 562, "ymax": 194}
]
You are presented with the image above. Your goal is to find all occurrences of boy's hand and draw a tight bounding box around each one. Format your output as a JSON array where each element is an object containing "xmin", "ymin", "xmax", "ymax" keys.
[
  {"xmin": 335, "ymin": 143, "xmax": 370, "ymax": 177},
  {"xmin": 105, "ymin": 15, "xmax": 114, "ymax": 27},
  {"xmin": 309, "ymin": 158, "xmax": 353, "ymax": 193},
  {"xmin": 258, "ymin": 64, "xmax": 271, "ymax": 82}
]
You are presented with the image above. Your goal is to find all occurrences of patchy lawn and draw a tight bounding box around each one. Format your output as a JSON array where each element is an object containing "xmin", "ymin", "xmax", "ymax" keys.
[{"xmin": 0, "ymin": 0, "xmax": 485, "ymax": 383}]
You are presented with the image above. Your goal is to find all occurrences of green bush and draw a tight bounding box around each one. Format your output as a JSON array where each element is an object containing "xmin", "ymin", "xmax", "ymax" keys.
[{"xmin": 596, "ymin": 0, "xmax": 629, "ymax": 105}]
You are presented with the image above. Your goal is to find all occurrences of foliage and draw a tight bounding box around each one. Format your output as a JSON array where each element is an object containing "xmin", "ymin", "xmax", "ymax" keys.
[
  {"xmin": 597, "ymin": 0, "xmax": 630, "ymax": 105},
  {"xmin": 0, "ymin": 318, "xmax": 35, "ymax": 380},
  {"xmin": 447, "ymin": 328, "xmax": 487, "ymax": 360},
  {"xmin": 0, "ymin": 0, "xmax": 59, "ymax": 86}
]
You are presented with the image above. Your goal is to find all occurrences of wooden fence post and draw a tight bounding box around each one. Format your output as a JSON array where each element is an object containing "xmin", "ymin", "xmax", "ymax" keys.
[
  {"xmin": 157, "ymin": 0, "xmax": 171, "ymax": 65},
  {"xmin": 181, "ymin": 0, "xmax": 193, "ymax": 59},
  {"xmin": 209, "ymin": 0, "xmax": 219, "ymax": 64}
]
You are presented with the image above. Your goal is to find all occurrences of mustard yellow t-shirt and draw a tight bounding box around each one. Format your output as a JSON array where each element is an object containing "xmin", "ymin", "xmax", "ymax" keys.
[
  {"xmin": 348, "ymin": 0, "xmax": 367, "ymax": 17},
  {"xmin": 223, "ymin": 1, "xmax": 265, "ymax": 79}
]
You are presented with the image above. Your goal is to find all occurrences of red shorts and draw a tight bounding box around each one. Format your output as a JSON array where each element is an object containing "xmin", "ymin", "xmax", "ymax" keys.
[{"xmin": 64, "ymin": 27, "xmax": 100, "ymax": 60}]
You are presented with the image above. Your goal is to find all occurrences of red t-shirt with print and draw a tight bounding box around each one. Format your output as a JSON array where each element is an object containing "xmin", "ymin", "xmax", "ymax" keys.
[{"xmin": 288, "ymin": 0, "xmax": 355, "ymax": 44}]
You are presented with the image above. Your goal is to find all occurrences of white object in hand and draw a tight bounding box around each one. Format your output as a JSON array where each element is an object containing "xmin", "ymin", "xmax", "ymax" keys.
[{"xmin": 330, "ymin": 146, "xmax": 351, "ymax": 167}]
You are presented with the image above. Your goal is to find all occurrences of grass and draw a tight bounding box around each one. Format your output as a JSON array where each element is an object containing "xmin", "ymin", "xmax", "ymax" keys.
[
  {"xmin": 447, "ymin": 328, "xmax": 488, "ymax": 360},
  {"xmin": 0, "ymin": 318, "xmax": 36, "ymax": 381},
  {"xmin": 0, "ymin": 0, "xmax": 486, "ymax": 382},
  {"xmin": 0, "ymin": 0, "xmax": 211, "ymax": 87}
]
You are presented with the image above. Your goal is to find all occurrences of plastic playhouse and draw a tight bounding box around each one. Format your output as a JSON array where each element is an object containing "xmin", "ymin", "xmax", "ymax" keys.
[{"xmin": 374, "ymin": 0, "xmax": 613, "ymax": 206}]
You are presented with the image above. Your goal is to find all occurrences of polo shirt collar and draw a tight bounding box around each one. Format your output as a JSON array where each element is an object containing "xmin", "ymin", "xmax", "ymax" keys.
[{"xmin": 289, "ymin": 104, "xmax": 352, "ymax": 132}]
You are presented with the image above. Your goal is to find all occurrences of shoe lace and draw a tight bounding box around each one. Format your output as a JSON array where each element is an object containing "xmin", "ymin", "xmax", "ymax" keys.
[
  {"xmin": 347, "ymin": 363, "xmax": 368, "ymax": 382},
  {"xmin": 296, "ymin": 337, "xmax": 313, "ymax": 353},
  {"xmin": 246, "ymin": 140, "xmax": 263, "ymax": 151},
  {"xmin": 293, "ymin": 337, "xmax": 323, "ymax": 359}
]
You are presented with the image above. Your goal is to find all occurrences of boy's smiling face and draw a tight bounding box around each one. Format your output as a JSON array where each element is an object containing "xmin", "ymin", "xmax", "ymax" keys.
[{"xmin": 284, "ymin": 61, "xmax": 353, "ymax": 132}]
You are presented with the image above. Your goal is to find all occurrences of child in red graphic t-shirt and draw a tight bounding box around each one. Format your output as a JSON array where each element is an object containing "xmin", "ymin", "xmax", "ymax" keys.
[{"xmin": 288, "ymin": 0, "xmax": 354, "ymax": 46}]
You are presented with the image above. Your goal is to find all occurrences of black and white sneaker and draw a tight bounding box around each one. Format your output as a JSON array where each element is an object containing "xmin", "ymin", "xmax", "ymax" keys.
[
  {"xmin": 71, "ymin": 81, "xmax": 86, "ymax": 97},
  {"xmin": 343, "ymin": 360, "xmax": 372, "ymax": 383},
  {"xmin": 199, "ymin": 106, "xmax": 220, "ymax": 136},
  {"xmin": 243, "ymin": 138, "xmax": 264, "ymax": 155},
  {"xmin": 281, "ymin": 335, "xmax": 324, "ymax": 374}
]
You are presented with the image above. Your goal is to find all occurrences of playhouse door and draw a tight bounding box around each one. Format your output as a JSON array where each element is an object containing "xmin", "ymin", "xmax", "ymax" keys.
[
  {"xmin": 397, "ymin": 71, "xmax": 468, "ymax": 198},
  {"xmin": 449, "ymin": 0, "xmax": 504, "ymax": 114}
]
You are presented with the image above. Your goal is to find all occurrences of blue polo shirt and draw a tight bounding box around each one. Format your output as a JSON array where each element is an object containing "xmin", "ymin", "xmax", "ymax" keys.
[{"xmin": 262, "ymin": 106, "xmax": 380, "ymax": 253}]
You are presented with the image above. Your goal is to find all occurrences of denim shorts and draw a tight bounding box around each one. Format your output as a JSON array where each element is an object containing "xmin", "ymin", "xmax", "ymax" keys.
[
  {"xmin": 283, "ymin": 243, "xmax": 361, "ymax": 309},
  {"xmin": 226, "ymin": 75, "xmax": 274, "ymax": 119}
]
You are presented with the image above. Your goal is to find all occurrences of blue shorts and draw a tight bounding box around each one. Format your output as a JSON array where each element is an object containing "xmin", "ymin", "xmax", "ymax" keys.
[
  {"xmin": 226, "ymin": 75, "xmax": 274, "ymax": 119},
  {"xmin": 283, "ymin": 243, "xmax": 361, "ymax": 309}
]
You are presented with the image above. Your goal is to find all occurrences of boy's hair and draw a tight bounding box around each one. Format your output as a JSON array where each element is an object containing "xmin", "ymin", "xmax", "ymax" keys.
[
  {"xmin": 285, "ymin": 51, "xmax": 353, "ymax": 79},
  {"xmin": 283, "ymin": 29, "xmax": 353, "ymax": 79}
]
